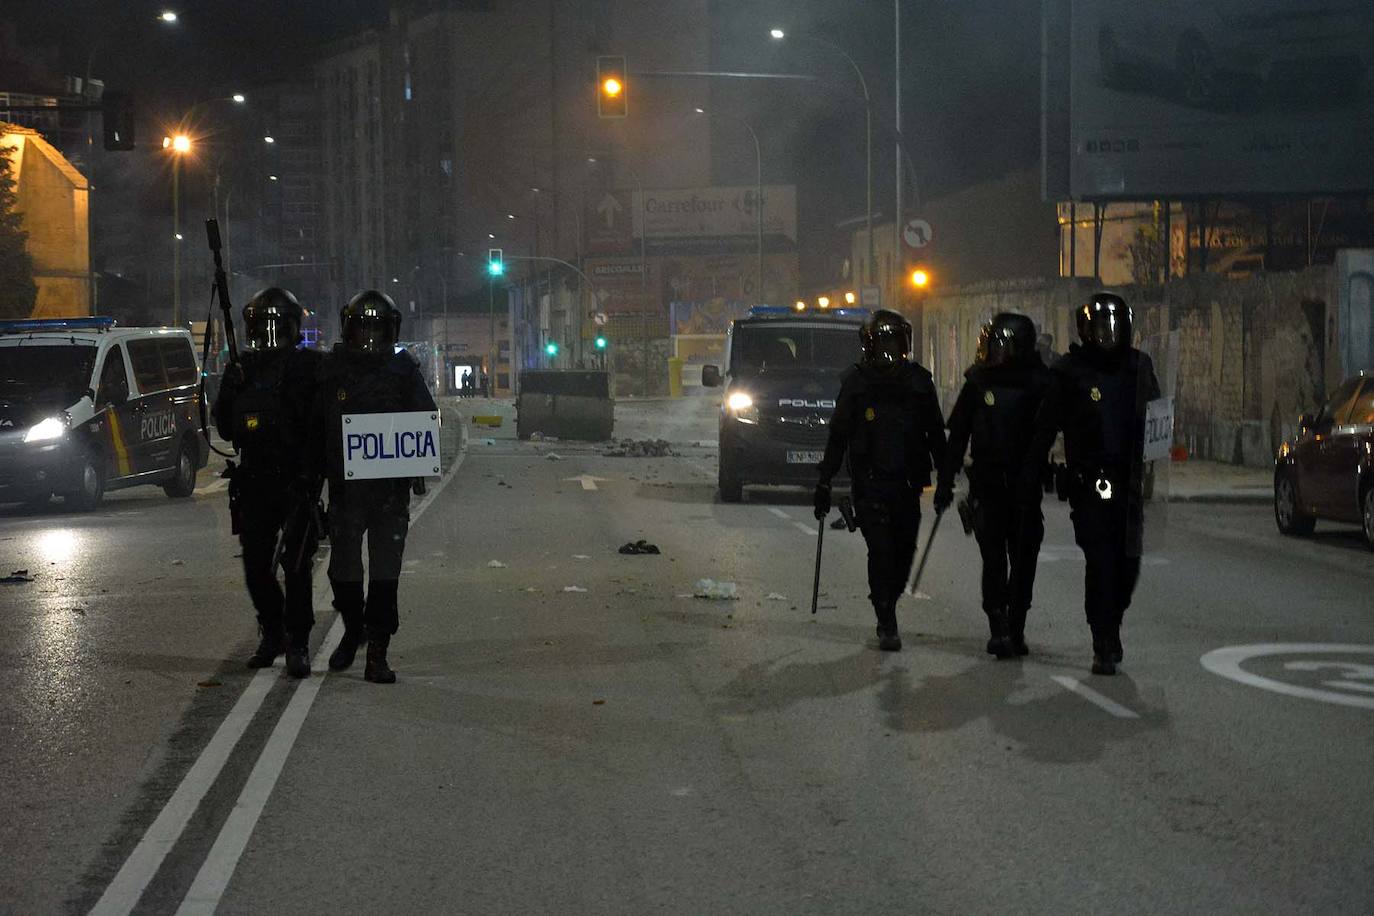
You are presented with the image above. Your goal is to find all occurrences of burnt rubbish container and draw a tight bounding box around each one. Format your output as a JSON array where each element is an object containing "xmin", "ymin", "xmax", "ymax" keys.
[{"xmin": 516, "ymin": 370, "xmax": 614, "ymax": 441}]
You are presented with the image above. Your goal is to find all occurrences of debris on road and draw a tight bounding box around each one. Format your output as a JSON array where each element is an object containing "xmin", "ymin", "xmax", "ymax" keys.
[
  {"xmin": 604, "ymin": 438, "xmax": 675, "ymax": 458},
  {"xmin": 487, "ymin": 560, "xmax": 509, "ymax": 569},
  {"xmin": 693, "ymin": 578, "xmax": 739, "ymax": 600},
  {"xmin": 480, "ymin": 437, "xmax": 497, "ymax": 446},
  {"xmin": 529, "ymin": 431, "xmax": 544, "ymax": 441},
  {"xmin": 766, "ymin": 593, "xmax": 788, "ymax": 601},
  {"xmin": 592, "ymin": 698, "xmax": 606, "ymax": 705},
  {"xmin": 2, "ymin": 569, "xmax": 34, "ymax": 584},
  {"xmin": 545, "ymin": 453, "xmax": 563, "ymax": 461},
  {"xmin": 563, "ymin": 585, "xmax": 588, "ymax": 593},
  {"xmin": 171, "ymin": 559, "xmax": 185, "ymax": 566},
  {"xmin": 196, "ymin": 679, "xmax": 221, "ymax": 688},
  {"xmin": 472, "ymin": 415, "xmax": 504, "ymax": 428},
  {"xmin": 618, "ymin": 540, "xmax": 661, "ymax": 555},
  {"xmin": 829, "ymin": 516, "xmax": 849, "ymax": 530}
]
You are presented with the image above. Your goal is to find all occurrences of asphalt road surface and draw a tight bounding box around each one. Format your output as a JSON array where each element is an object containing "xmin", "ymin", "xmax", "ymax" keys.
[{"xmin": 1, "ymin": 397, "xmax": 1370, "ymax": 915}]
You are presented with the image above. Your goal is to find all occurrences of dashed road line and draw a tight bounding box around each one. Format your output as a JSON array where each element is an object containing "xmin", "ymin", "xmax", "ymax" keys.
[
  {"xmin": 1050, "ymin": 675, "xmax": 1140, "ymax": 718},
  {"xmin": 793, "ymin": 521, "xmax": 818, "ymax": 537},
  {"xmin": 767, "ymin": 507, "xmax": 791, "ymax": 520}
]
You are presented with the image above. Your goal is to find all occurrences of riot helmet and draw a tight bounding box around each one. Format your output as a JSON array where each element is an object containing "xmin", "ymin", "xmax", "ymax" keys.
[
  {"xmin": 242, "ymin": 287, "xmax": 304, "ymax": 351},
  {"xmin": 341, "ymin": 289, "xmax": 401, "ymax": 354},
  {"xmin": 1077, "ymin": 292, "xmax": 1132, "ymax": 353},
  {"xmin": 980, "ymin": 312, "xmax": 1037, "ymax": 367},
  {"xmin": 860, "ymin": 309, "xmax": 912, "ymax": 373}
]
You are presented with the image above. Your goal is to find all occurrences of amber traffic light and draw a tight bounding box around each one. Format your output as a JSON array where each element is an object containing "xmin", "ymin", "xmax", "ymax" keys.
[{"xmin": 597, "ymin": 55, "xmax": 628, "ymax": 118}]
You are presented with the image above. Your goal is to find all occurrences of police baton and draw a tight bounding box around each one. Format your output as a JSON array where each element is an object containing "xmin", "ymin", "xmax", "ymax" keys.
[
  {"xmin": 809, "ymin": 518, "xmax": 825, "ymax": 615},
  {"xmin": 906, "ymin": 507, "xmax": 945, "ymax": 599}
]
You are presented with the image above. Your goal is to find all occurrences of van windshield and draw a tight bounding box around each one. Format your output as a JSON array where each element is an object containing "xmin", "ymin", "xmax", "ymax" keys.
[
  {"xmin": 0, "ymin": 344, "xmax": 98, "ymax": 405},
  {"xmin": 732, "ymin": 325, "xmax": 860, "ymax": 375}
]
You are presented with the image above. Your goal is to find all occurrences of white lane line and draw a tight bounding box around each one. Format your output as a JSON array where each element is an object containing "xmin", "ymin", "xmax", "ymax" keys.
[
  {"xmin": 87, "ymin": 671, "xmax": 276, "ymax": 916},
  {"xmin": 1050, "ymin": 675, "xmax": 1140, "ymax": 719},
  {"xmin": 793, "ymin": 521, "xmax": 817, "ymax": 537},
  {"xmin": 196, "ymin": 478, "xmax": 230, "ymax": 496},
  {"xmin": 172, "ymin": 426, "xmax": 468, "ymax": 915},
  {"xmin": 767, "ymin": 507, "xmax": 791, "ymax": 520}
]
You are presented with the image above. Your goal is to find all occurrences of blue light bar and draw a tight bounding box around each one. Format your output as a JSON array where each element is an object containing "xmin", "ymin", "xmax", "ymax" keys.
[
  {"xmin": 0, "ymin": 316, "xmax": 118, "ymax": 334},
  {"xmin": 747, "ymin": 306, "xmax": 794, "ymax": 316}
]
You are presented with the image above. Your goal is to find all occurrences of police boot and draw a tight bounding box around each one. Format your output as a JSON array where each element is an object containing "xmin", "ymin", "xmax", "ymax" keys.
[
  {"xmin": 984, "ymin": 608, "xmax": 1015, "ymax": 660},
  {"xmin": 874, "ymin": 601, "xmax": 902, "ymax": 652},
  {"xmin": 1108, "ymin": 628, "xmax": 1124, "ymax": 666},
  {"xmin": 328, "ymin": 585, "xmax": 366, "ymax": 672},
  {"xmin": 1090, "ymin": 629, "xmax": 1117, "ymax": 676},
  {"xmin": 1007, "ymin": 606, "xmax": 1030, "ymax": 656},
  {"xmin": 364, "ymin": 631, "xmax": 396, "ymax": 684},
  {"xmin": 284, "ymin": 634, "xmax": 311, "ymax": 679},
  {"xmin": 247, "ymin": 623, "xmax": 286, "ymax": 668}
]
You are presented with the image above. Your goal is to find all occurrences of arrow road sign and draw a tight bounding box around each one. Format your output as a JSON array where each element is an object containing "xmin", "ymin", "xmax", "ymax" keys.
[
  {"xmin": 564, "ymin": 474, "xmax": 609, "ymax": 491},
  {"xmin": 596, "ymin": 194, "xmax": 624, "ymax": 228},
  {"xmin": 903, "ymin": 218, "xmax": 933, "ymax": 250}
]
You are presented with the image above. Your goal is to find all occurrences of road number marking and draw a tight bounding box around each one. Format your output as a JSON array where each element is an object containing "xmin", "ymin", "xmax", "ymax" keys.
[{"xmin": 1201, "ymin": 644, "xmax": 1374, "ymax": 710}]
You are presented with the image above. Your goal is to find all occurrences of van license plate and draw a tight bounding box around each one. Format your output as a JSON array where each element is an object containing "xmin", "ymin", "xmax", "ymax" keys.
[{"xmin": 786, "ymin": 451, "xmax": 824, "ymax": 465}]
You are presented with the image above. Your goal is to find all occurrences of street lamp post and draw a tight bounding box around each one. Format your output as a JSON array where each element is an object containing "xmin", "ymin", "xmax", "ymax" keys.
[
  {"xmin": 163, "ymin": 133, "xmax": 191, "ymax": 324},
  {"xmin": 771, "ymin": 28, "xmax": 873, "ymax": 286},
  {"xmin": 695, "ymin": 107, "xmax": 764, "ymax": 304}
]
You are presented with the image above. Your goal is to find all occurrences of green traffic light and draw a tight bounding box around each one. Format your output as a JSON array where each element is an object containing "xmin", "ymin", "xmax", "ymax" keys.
[
  {"xmin": 487, "ymin": 261, "xmax": 504, "ymax": 277},
  {"xmin": 594, "ymin": 336, "xmax": 607, "ymax": 349},
  {"xmin": 545, "ymin": 341, "xmax": 559, "ymax": 356}
]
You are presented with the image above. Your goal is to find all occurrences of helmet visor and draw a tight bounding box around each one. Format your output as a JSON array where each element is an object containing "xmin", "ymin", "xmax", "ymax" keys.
[
  {"xmin": 1086, "ymin": 312, "xmax": 1127, "ymax": 350},
  {"xmin": 345, "ymin": 316, "xmax": 394, "ymax": 353},
  {"xmin": 245, "ymin": 315, "xmax": 297, "ymax": 351}
]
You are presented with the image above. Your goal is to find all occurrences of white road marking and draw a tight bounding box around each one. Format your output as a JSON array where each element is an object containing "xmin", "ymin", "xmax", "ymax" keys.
[
  {"xmin": 563, "ymin": 474, "xmax": 607, "ymax": 491},
  {"xmin": 173, "ymin": 430, "xmax": 469, "ymax": 914},
  {"xmin": 1050, "ymin": 675, "xmax": 1141, "ymax": 719},
  {"xmin": 1201, "ymin": 644, "xmax": 1374, "ymax": 711},
  {"xmin": 793, "ymin": 521, "xmax": 817, "ymax": 536},
  {"xmin": 196, "ymin": 478, "xmax": 230, "ymax": 496},
  {"xmin": 87, "ymin": 671, "xmax": 276, "ymax": 916},
  {"xmin": 92, "ymin": 427, "xmax": 468, "ymax": 916},
  {"xmin": 767, "ymin": 507, "xmax": 791, "ymax": 520}
]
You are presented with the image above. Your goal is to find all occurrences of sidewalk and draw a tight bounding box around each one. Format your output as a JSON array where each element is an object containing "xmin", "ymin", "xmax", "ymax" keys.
[{"xmin": 1165, "ymin": 458, "xmax": 1271, "ymax": 504}]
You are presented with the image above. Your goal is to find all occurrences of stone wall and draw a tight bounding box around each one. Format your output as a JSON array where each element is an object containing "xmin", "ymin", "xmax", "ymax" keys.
[{"xmin": 919, "ymin": 268, "xmax": 1337, "ymax": 467}]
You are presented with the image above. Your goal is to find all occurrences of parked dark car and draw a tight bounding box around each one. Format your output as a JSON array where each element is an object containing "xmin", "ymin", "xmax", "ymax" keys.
[{"xmin": 1273, "ymin": 372, "xmax": 1373, "ymax": 549}]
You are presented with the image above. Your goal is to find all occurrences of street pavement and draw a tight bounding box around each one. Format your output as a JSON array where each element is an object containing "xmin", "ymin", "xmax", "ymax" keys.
[{"xmin": 0, "ymin": 395, "xmax": 1370, "ymax": 915}]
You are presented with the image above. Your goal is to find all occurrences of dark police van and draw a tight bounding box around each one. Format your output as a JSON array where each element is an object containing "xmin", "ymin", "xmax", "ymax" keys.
[
  {"xmin": 702, "ymin": 306, "xmax": 866, "ymax": 501},
  {"xmin": 0, "ymin": 317, "xmax": 208, "ymax": 510}
]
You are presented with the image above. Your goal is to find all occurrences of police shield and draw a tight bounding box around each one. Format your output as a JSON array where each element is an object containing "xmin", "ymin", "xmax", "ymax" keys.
[{"xmin": 1136, "ymin": 329, "xmax": 1178, "ymax": 558}]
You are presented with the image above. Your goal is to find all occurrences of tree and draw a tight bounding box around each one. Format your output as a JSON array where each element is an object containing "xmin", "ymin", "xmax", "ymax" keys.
[
  {"xmin": 0, "ymin": 142, "xmax": 38, "ymax": 319},
  {"xmin": 1126, "ymin": 202, "xmax": 1167, "ymax": 291}
]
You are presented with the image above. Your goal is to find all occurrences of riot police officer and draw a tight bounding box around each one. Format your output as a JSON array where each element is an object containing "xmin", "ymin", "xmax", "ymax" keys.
[
  {"xmin": 936, "ymin": 312, "xmax": 1051, "ymax": 659},
  {"xmin": 316, "ymin": 290, "xmax": 436, "ymax": 684},
  {"xmin": 213, "ymin": 287, "xmax": 321, "ymax": 678},
  {"xmin": 1022, "ymin": 293, "xmax": 1160, "ymax": 675},
  {"xmin": 814, "ymin": 309, "xmax": 947, "ymax": 651}
]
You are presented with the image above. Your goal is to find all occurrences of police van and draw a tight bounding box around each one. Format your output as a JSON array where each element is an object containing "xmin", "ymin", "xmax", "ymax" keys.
[
  {"xmin": 702, "ymin": 306, "xmax": 866, "ymax": 501},
  {"xmin": 0, "ymin": 317, "xmax": 208, "ymax": 510}
]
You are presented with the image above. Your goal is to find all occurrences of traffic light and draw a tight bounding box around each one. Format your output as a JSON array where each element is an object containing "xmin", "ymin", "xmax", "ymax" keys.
[
  {"xmin": 102, "ymin": 91, "xmax": 135, "ymax": 151},
  {"xmin": 545, "ymin": 340, "xmax": 560, "ymax": 357},
  {"xmin": 594, "ymin": 335, "xmax": 608, "ymax": 350},
  {"xmin": 487, "ymin": 248, "xmax": 504, "ymax": 277},
  {"xmin": 910, "ymin": 267, "xmax": 930, "ymax": 288},
  {"xmin": 597, "ymin": 55, "xmax": 627, "ymax": 118}
]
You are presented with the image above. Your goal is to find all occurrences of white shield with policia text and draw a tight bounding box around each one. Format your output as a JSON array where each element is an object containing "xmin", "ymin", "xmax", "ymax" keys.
[{"xmin": 342, "ymin": 411, "xmax": 442, "ymax": 479}]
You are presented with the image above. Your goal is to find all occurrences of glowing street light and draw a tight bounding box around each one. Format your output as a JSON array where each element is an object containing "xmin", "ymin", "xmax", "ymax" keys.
[
  {"xmin": 769, "ymin": 28, "xmax": 786, "ymax": 39},
  {"xmin": 231, "ymin": 93, "xmax": 246, "ymax": 104},
  {"xmin": 263, "ymin": 135, "xmax": 275, "ymax": 144},
  {"xmin": 159, "ymin": 11, "xmax": 178, "ymax": 24},
  {"xmin": 817, "ymin": 295, "xmax": 831, "ymax": 308},
  {"xmin": 794, "ymin": 300, "xmax": 806, "ymax": 312},
  {"xmin": 844, "ymin": 291, "xmax": 857, "ymax": 304},
  {"xmin": 163, "ymin": 134, "xmax": 191, "ymax": 153}
]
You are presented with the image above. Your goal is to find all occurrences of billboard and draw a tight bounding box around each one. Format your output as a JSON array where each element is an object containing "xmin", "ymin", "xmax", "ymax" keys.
[{"xmin": 1049, "ymin": 0, "xmax": 1374, "ymax": 198}]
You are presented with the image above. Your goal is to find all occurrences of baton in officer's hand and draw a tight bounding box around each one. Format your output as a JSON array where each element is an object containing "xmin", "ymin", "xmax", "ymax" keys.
[
  {"xmin": 906, "ymin": 507, "xmax": 945, "ymax": 598},
  {"xmin": 810, "ymin": 520, "xmax": 825, "ymax": 615}
]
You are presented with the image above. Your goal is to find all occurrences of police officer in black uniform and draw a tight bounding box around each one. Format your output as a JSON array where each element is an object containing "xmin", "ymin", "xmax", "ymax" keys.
[
  {"xmin": 936, "ymin": 312, "xmax": 1051, "ymax": 659},
  {"xmin": 316, "ymin": 290, "xmax": 436, "ymax": 684},
  {"xmin": 213, "ymin": 287, "xmax": 322, "ymax": 678},
  {"xmin": 814, "ymin": 309, "xmax": 947, "ymax": 651},
  {"xmin": 1022, "ymin": 293, "xmax": 1160, "ymax": 675}
]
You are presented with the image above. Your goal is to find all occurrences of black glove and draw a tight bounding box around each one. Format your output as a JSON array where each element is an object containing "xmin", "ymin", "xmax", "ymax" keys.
[
  {"xmin": 933, "ymin": 485, "xmax": 953, "ymax": 515},
  {"xmin": 412, "ymin": 477, "xmax": 427, "ymax": 496},
  {"xmin": 813, "ymin": 482, "xmax": 832, "ymax": 520}
]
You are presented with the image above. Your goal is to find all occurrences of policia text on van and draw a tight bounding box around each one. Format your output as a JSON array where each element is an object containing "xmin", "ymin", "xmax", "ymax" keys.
[{"xmin": 0, "ymin": 317, "xmax": 208, "ymax": 510}]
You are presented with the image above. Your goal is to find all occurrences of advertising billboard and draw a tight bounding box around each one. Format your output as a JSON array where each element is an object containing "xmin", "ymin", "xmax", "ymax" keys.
[{"xmin": 1051, "ymin": 0, "xmax": 1374, "ymax": 198}]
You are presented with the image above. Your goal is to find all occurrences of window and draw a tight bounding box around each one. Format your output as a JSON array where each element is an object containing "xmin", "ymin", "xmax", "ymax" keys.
[
  {"xmin": 159, "ymin": 338, "xmax": 199, "ymax": 388},
  {"xmin": 1317, "ymin": 377, "xmax": 1363, "ymax": 428},
  {"xmin": 126, "ymin": 339, "xmax": 167, "ymax": 393},
  {"xmin": 1342, "ymin": 379, "xmax": 1374, "ymax": 426},
  {"xmin": 96, "ymin": 345, "xmax": 129, "ymax": 406}
]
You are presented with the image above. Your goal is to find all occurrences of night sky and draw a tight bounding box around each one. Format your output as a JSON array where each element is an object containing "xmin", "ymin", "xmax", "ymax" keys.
[{"xmin": 7, "ymin": 0, "xmax": 1041, "ymax": 286}]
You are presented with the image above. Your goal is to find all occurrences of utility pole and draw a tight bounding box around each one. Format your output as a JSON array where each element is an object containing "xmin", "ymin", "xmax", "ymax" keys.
[{"xmin": 894, "ymin": 0, "xmax": 903, "ymax": 317}]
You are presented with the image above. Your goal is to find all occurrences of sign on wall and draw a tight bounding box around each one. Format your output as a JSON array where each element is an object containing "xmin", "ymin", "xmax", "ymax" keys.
[{"xmin": 341, "ymin": 411, "xmax": 442, "ymax": 479}]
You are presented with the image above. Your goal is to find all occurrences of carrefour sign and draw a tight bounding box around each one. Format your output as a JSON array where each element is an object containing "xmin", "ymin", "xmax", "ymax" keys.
[{"xmin": 342, "ymin": 411, "xmax": 442, "ymax": 479}]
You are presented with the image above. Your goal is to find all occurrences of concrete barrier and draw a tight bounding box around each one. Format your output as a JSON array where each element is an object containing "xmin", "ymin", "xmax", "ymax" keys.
[{"xmin": 515, "ymin": 371, "xmax": 614, "ymax": 441}]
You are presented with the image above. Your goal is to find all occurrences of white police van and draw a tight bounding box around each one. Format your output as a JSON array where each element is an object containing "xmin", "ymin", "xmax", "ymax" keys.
[{"xmin": 0, "ymin": 317, "xmax": 208, "ymax": 510}]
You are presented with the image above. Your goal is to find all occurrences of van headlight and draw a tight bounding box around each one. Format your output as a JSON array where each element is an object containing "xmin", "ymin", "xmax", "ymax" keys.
[
  {"xmin": 725, "ymin": 391, "xmax": 758, "ymax": 424},
  {"xmin": 24, "ymin": 416, "xmax": 67, "ymax": 443}
]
